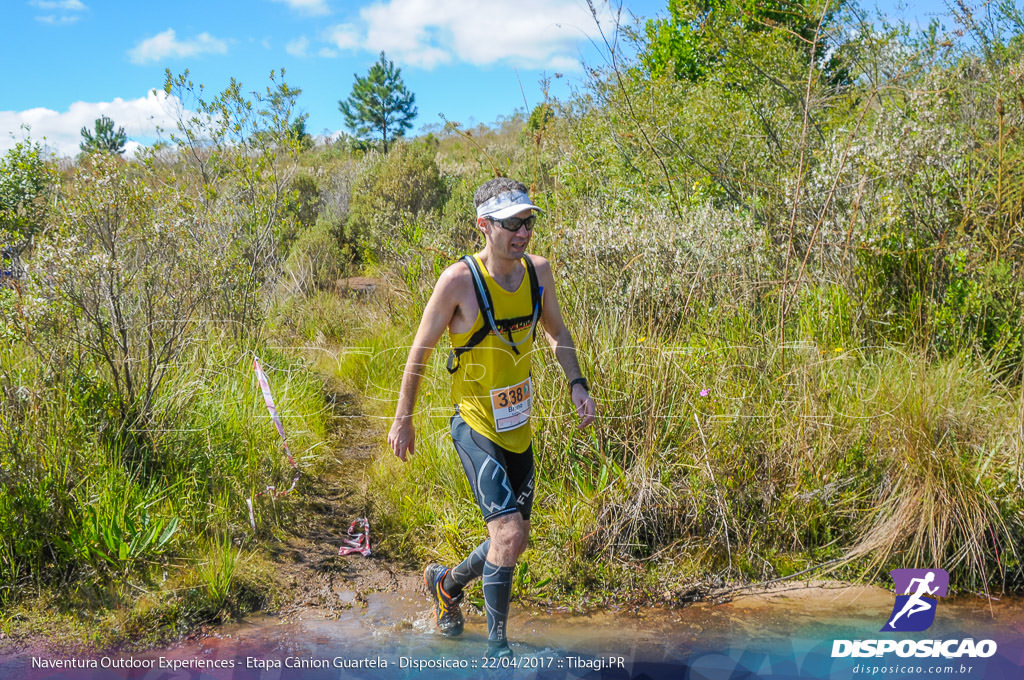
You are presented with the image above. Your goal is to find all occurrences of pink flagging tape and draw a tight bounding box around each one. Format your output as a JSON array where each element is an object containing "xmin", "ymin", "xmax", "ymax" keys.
[
  {"xmin": 249, "ymin": 357, "xmax": 301, "ymax": 529},
  {"xmin": 338, "ymin": 517, "xmax": 371, "ymax": 556}
]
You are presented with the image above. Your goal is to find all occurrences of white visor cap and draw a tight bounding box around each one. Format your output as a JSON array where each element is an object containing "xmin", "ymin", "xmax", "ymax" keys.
[{"xmin": 476, "ymin": 189, "xmax": 544, "ymax": 220}]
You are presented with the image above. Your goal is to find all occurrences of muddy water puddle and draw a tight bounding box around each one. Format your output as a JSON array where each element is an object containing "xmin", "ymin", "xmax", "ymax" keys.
[{"xmin": 3, "ymin": 585, "xmax": 1023, "ymax": 679}]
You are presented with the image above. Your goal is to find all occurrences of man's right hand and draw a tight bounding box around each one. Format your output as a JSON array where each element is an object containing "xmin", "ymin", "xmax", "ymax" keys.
[
  {"xmin": 387, "ymin": 264, "xmax": 466, "ymax": 464},
  {"xmin": 388, "ymin": 417, "xmax": 415, "ymax": 462}
]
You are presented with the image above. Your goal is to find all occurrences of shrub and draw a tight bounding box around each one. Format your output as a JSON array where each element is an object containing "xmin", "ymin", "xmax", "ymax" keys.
[
  {"xmin": 343, "ymin": 141, "xmax": 447, "ymax": 263},
  {"xmin": 27, "ymin": 154, "xmax": 217, "ymax": 424},
  {"xmin": 0, "ymin": 138, "xmax": 54, "ymax": 248},
  {"xmin": 282, "ymin": 216, "xmax": 350, "ymax": 295}
]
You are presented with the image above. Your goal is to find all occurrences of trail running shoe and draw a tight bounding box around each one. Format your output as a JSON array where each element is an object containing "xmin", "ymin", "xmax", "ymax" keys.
[{"xmin": 424, "ymin": 564, "xmax": 464, "ymax": 637}]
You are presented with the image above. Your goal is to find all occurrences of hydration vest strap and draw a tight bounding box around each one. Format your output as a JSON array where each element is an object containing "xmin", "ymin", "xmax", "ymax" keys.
[
  {"xmin": 446, "ymin": 255, "xmax": 544, "ymax": 374},
  {"xmin": 523, "ymin": 255, "xmax": 542, "ymax": 343}
]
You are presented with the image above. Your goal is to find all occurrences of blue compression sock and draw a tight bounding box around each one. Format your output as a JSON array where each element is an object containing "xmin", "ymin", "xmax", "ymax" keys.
[
  {"xmin": 482, "ymin": 560, "xmax": 514, "ymax": 647},
  {"xmin": 444, "ymin": 539, "xmax": 490, "ymax": 596}
]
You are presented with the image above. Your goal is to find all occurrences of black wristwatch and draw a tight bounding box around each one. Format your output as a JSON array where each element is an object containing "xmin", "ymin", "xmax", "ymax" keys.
[{"xmin": 569, "ymin": 377, "xmax": 590, "ymax": 393}]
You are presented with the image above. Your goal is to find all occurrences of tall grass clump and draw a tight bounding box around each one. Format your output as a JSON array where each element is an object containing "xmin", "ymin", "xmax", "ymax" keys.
[
  {"xmin": 196, "ymin": 534, "xmax": 243, "ymax": 612},
  {"xmin": 844, "ymin": 355, "xmax": 1021, "ymax": 591}
]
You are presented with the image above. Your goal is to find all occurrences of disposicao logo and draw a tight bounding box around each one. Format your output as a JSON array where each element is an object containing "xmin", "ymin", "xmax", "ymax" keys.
[
  {"xmin": 882, "ymin": 568, "xmax": 949, "ymax": 632},
  {"xmin": 831, "ymin": 568, "xmax": 998, "ymax": 660}
]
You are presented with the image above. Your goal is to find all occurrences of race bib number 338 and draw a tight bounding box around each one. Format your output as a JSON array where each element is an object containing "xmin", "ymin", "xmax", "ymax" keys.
[{"xmin": 490, "ymin": 377, "xmax": 532, "ymax": 432}]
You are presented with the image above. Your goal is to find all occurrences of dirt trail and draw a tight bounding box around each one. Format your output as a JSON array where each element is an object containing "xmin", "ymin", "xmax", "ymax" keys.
[{"xmin": 262, "ymin": 387, "xmax": 422, "ymax": 620}]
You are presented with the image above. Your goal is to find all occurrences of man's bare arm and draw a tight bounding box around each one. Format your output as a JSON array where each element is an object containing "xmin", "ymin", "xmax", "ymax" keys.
[
  {"xmin": 388, "ymin": 268, "xmax": 462, "ymax": 460},
  {"xmin": 531, "ymin": 256, "xmax": 596, "ymax": 429}
]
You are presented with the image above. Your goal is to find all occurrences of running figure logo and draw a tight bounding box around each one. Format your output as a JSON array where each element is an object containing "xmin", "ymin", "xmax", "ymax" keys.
[{"xmin": 882, "ymin": 568, "xmax": 949, "ymax": 632}]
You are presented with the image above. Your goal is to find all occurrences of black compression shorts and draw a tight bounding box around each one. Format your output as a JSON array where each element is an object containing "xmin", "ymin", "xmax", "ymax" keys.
[{"xmin": 450, "ymin": 411, "xmax": 534, "ymax": 522}]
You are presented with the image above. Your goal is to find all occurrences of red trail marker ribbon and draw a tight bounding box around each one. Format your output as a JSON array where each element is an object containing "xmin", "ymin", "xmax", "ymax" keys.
[
  {"xmin": 248, "ymin": 357, "xmax": 301, "ymax": 529},
  {"xmin": 338, "ymin": 517, "xmax": 371, "ymax": 556}
]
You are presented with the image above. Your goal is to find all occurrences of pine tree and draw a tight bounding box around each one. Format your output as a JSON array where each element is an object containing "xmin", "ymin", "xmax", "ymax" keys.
[
  {"xmin": 80, "ymin": 115, "xmax": 128, "ymax": 155},
  {"xmin": 338, "ymin": 52, "xmax": 417, "ymax": 152}
]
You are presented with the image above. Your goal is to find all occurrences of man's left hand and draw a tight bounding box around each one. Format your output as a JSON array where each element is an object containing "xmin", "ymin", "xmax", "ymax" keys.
[{"xmin": 571, "ymin": 383, "xmax": 596, "ymax": 429}]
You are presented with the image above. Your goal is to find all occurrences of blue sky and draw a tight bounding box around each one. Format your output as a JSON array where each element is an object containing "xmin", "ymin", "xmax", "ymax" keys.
[{"xmin": 1, "ymin": 0, "xmax": 962, "ymax": 157}]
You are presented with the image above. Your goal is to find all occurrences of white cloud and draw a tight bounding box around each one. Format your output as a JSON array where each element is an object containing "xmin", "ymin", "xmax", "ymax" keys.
[
  {"xmin": 348, "ymin": 0, "xmax": 605, "ymax": 70},
  {"xmin": 29, "ymin": 0, "xmax": 87, "ymax": 10},
  {"xmin": 35, "ymin": 14, "xmax": 80, "ymax": 24},
  {"xmin": 31, "ymin": 0, "xmax": 87, "ymax": 25},
  {"xmin": 271, "ymin": 0, "xmax": 330, "ymax": 16},
  {"xmin": 286, "ymin": 36, "xmax": 310, "ymax": 57},
  {"xmin": 547, "ymin": 55, "xmax": 581, "ymax": 73},
  {"xmin": 1, "ymin": 90, "xmax": 184, "ymax": 158},
  {"xmin": 317, "ymin": 47, "xmax": 338, "ymax": 58},
  {"xmin": 127, "ymin": 29, "xmax": 229, "ymax": 65},
  {"xmin": 323, "ymin": 23, "xmax": 359, "ymax": 50},
  {"xmin": 122, "ymin": 140, "xmax": 144, "ymax": 158}
]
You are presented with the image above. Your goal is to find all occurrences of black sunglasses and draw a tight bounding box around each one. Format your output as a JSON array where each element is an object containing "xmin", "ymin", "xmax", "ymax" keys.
[{"xmin": 487, "ymin": 214, "xmax": 537, "ymax": 232}]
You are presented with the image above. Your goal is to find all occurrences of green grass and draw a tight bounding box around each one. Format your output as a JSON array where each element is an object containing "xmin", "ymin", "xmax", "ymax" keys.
[
  {"xmin": 0, "ymin": 330, "xmax": 329, "ymax": 624},
  {"xmin": 335, "ymin": 290, "xmax": 1023, "ymax": 598}
]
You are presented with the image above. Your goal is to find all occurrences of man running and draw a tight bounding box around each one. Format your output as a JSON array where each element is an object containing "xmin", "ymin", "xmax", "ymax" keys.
[
  {"xmin": 887, "ymin": 571, "xmax": 939, "ymax": 629},
  {"xmin": 387, "ymin": 178, "xmax": 596, "ymax": 659}
]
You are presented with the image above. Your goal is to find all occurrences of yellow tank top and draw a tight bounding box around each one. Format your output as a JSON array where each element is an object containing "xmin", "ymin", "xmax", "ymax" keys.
[{"xmin": 450, "ymin": 254, "xmax": 536, "ymax": 453}]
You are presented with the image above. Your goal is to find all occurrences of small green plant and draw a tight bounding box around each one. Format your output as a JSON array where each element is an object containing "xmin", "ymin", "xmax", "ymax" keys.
[
  {"xmin": 197, "ymin": 534, "xmax": 242, "ymax": 612},
  {"xmin": 66, "ymin": 476, "xmax": 179, "ymax": 579}
]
